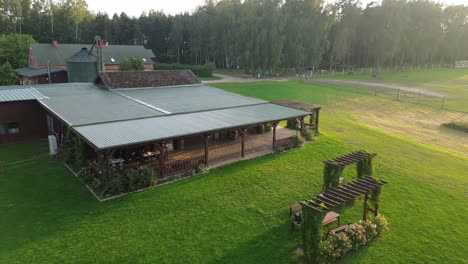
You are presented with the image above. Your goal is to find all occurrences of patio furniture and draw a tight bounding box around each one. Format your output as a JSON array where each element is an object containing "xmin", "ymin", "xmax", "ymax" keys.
[
  {"xmin": 326, "ymin": 225, "xmax": 348, "ymax": 239},
  {"xmin": 290, "ymin": 203, "xmax": 302, "ymax": 217},
  {"xmin": 322, "ymin": 211, "xmax": 340, "ymax": 226}
]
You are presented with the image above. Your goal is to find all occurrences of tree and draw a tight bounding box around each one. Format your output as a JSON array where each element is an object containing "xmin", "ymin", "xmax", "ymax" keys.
[
  {"xmin": 120, "ymin": 56, "xmax": 144, "ymax": 71},
  {"xmin": 0, "ymin": 33, "xmax": 36, "ymax": 68},
  {"xmin": 0, "ymin": 62, "xmax": 19, "ymax": 85}
]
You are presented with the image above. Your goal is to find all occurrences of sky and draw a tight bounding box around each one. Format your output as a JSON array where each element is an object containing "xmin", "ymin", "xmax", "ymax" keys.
[{"xmin": 86, "ymin": 0, "xmax": 468, "ymax": 17}]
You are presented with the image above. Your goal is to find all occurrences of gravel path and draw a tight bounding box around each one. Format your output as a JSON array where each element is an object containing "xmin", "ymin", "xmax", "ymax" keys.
[
  {"xmin": 308, "ymin": 78, "xmax": 445, "ymax": 97},
  {"xmin": 202, "ymin": 73, "xmax": 290, "ymax": 84}
]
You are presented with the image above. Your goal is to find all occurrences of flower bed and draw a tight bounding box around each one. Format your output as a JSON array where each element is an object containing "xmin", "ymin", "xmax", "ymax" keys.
[{"xmin": 320, "ymin": 215, "xmax": 389, "ymax": 263}]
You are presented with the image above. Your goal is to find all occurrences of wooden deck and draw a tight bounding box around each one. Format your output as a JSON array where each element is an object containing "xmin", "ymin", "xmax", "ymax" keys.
[{"xmin": 168, "ymin": 127, "xmax": 297, "ymax": 169}]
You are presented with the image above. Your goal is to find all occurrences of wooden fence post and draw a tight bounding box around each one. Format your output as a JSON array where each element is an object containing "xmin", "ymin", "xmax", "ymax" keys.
[{"xmin": 396, "ymin": 89, "xmax": 400, "ymax": 101}]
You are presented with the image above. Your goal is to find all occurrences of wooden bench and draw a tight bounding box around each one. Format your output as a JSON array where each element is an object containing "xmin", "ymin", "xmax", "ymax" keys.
[{"xmin": 326, "ymin": 225, "xmax": 348, "ymax": 239}]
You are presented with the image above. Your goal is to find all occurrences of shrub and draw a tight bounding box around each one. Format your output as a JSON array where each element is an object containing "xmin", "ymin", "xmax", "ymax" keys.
[
  {"xmin": 195, "ymin": 164, "xmax": 205, "ymax": 174},
  {"xmin": 359, "ymin": 220, "xmax": 378, "ymax": 242},
  {"xmin": 293, "ymin": 135, "xmax": 304, "ymax": 148},
  {"xmin": 442, "ymin": 122, "xmax": 468, "ymax": 133},
  {"xmin": 153, "ymin": 63, "xmax": 213, "ymax": 77},
  {"xmin": 322, "ymin": 232, "xmax": 352, "ymax": 261},
  {"xmin": 286, "ymin": 119, "xmax": 298, "ymax": 129},
  {"xmin": 345, "ymin": 224, "xmax": 367, "ymax": 250},
  {"xmin": 373, "ymin": 215, "xmax": 389, "ymax": 237},
  {"xmin": 264, "ymin": 123, "xmax": 272, "ymax": 132},
  {"xmin": 120, "ymin": 56, "xmax": 145, "ymax": 71},
  {"xmin": 304, "ymin": 130, "xmax": 314, "ymax": 141}
]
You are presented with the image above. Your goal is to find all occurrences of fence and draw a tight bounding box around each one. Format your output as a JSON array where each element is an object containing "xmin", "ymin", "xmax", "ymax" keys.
[
  {"xmin": 274, "ymin": 136, "xmax": 295, "ymax": 150},
  {"xmin": 162, "ymin": 156, "xmax": 205, "ymax": 176}
]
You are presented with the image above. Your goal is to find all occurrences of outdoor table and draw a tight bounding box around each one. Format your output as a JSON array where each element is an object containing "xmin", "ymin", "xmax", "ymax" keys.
[{"xmin": 322, "ymin": 211, "xmax": 340, "ymax": 226}]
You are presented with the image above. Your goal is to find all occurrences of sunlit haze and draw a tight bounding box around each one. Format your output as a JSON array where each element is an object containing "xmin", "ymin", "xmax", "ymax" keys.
[{"xmin": 85, "ymin": 0, "xmax": 468, "ymax": 17}]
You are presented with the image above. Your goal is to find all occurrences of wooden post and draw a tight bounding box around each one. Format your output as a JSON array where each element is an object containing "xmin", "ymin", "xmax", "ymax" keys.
[
  {"xmin": 240, "ymin": 128, "xmax": 246, "ymax": 158},
  {"xmin": 159, "ymin": 141, "xmax": 167, "ymax": 178},
  {"xmin": 418, "ymin": 90, "xmax": 421, "ymax": 104},
  {"xmin": 363, "ymin": 193, "xmax": 369, "ymax": 221},
  {"xmin": 374, "ymin": 203, "xmax": 379, "ymax": 217},
  {"xmin": 272, "ymin": 122, "xmax": 278, "ymax": 149},
  {"xmin": 315, "ymin": 109, "xmax": 320, "ymax": 134},
  {"xmin": 299, "ymin": 116, "xmax": 305, "ymax": 135},
  {"xmin": 441, "ymin": 96, "xmax": 445, "ymax": 109},
  {"xmin": 396, "ymin": 89, "xmax": 400, "ymax": 101},
  {"xmin": 204, "ymin": 135, "xmax": 209, "ymax": 167}
]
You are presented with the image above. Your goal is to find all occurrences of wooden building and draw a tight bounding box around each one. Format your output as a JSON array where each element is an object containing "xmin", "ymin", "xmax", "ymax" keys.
[{"xmin": 0, "ymin": 70, "xmax": 320, "ymax": 189}]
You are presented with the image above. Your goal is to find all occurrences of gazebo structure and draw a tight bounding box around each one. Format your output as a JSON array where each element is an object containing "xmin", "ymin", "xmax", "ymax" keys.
[
  {"xmin": 291, "ymin": 151, "xmax": 387, "ymax": 264},
  {"xmin": 272, "ymin": 99, "xmax": 321, "ymax": 134}
]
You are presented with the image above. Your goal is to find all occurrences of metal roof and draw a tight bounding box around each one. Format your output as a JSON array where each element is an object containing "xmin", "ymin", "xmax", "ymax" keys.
[
  {"xmin": 14, "ymin": 67, "xmax": 65, "ymax": 77},
  {"xmin": 0, "ymin": 87, "xmax": 47, "ymax": 102},
  {"xmin": 74, "ymin": 103, "xmax": 311, "ymax": 149},
  {"xmin": 66, "ymin": 48, "xmax": 97, "ymax": 63},
  {"xmin": 30, "ymin": 43, "xmax": 154, "ymax": 66},
  {"xmin": 117, "ymin": 84, "xmax": 266, "ymax": 114},
  {"xmin": 35, "ymin": 83, "xmax": 164, "ymax": 126}
]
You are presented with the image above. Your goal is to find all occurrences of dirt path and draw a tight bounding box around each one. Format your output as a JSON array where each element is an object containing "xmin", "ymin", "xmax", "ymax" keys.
[
  {"xmin": 309, "ymin": 78, "xmax": 445, "ymax": 97},
  {"xmin": 202, "ymin": 73, "xmax": 290, "ymax": 84}
]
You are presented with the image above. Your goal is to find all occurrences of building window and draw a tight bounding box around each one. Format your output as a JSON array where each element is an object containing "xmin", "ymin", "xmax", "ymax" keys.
[
  {"xmin": 7, "ymin": 122, "xmax": 19, "ymax": 134},
  {"xmin": 0, "ymin": 123, "xmax": 7, "ymax": 135}
]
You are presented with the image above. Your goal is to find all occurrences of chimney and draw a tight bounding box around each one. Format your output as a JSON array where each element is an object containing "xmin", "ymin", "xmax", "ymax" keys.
[{"xmin": 53, "ymin": 40, "xmax": 59, "ymax": 48}]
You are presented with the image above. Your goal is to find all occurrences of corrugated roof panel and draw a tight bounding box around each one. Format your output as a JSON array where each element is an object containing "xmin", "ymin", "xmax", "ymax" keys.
[
  {"xmin": 74, "ymin": 103, "xmax": 311, "ymax": 149},
  {"xmin": 0, "ymin": 87, "xmax": 47, "ymax": 102},
  {"xmin": 14, "ymin": 67, "xmax": 65, "ymax": 77},
  {"xmin": 118, "ymin": 84, "xmax": 266, "ymax": 113},
  {"xmin": 30, "ymin": 43, "xmax": 154, "ymax": 66},
  {"xmin": 35, "ymin": 84, "xmax": 164, "ymax": 126}
]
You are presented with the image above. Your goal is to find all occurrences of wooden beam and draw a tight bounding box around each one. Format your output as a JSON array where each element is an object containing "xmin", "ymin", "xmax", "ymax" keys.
[
  {"xmin": 315, "ymin": 109, "xmax": 320, "ymax": 134},
  {"xmin": 363, "ymin": 193, "xmax": 369, "ymax": 221},
  {"xmin": 240, "ymin": 128, "xmax": 246, "ymax": 158},
  {"xmin": 272, "ymin": 122, "xmax": 278, "ymax": 149},
  {"xmin": 204, "ymin": 135, "xmax": 209, "ymax": 167}
]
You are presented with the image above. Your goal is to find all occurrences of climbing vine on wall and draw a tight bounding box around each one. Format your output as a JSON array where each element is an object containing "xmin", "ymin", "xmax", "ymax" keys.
[
  {"xmin": 323, "ymin": 164, "xmax": 343, "ymax": 191},
  {"xmin": 59, "ymin": 129, "xmax": 86, "ymax": 171},
  {"xmin": 301, "ymin": 206, "xmax": 323, "ymax": 264},
  {"xmin": 356, "ymin": 158, "xmax": 373, "ymax": 177}
]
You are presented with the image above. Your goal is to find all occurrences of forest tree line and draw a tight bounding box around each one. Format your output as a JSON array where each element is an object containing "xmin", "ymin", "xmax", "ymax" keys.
[{"xmin": 1, "ymin": 0, "xmax": 468, "ymax": 73}]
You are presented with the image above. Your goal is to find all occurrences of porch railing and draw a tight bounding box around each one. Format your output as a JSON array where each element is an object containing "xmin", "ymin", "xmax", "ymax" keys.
[
  {"xmin": 274, "ymin": 136, "xmax": 295, "ymax": 149},
  {"xmin": 162, "ymin": 155, "xmax": 206, "ymax": 176}
]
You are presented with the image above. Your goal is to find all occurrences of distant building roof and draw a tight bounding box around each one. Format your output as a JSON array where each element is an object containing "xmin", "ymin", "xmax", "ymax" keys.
[
  {"xmin": 66, "ymin": 48, "xmax": 97, "ymax": 63},
  {"xmin": 96, "ymin": 70, "xmax": 200, "ymax": 89},
  {"xmin": 0, "ymin": 87, "xmax": 48, "ymax": 102},
  {"xmin": 30, "ymin": 43, "xmax": 154, "ymax": 66},
  {"xmin": 14, "ymin": 67, "xmax": 65, "ymax": 78}
]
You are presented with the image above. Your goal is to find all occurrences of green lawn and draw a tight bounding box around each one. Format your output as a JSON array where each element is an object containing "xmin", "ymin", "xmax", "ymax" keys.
[
  {"xmin": 319, "ymin": 68, "xmax": 468, "ymax": 112},
  {"xmin": 1, "ymin": 81, "xmax": 467, "ymax": 263},
  {"xmin": 197, "ymin": 75, "xmax": 222, "ymax": 81}
]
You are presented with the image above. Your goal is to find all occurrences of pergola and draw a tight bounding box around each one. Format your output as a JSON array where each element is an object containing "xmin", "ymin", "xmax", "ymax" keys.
[
  {"xmin": 324, "ymin": 151, "xmax": 376, "ymax": 167},
  {"xmin": 300, "ymin": 176, "xmax": 387, "ymax": 220},
  {"xmin": 272, "ymin": 99, "xmax": 321, "ymax": 134}
]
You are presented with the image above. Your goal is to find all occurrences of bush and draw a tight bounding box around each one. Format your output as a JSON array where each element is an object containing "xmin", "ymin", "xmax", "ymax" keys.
[
  {"xmin": 120, "ymin": 56, "xmax": 145, "ymax": 71},
  {"xmin": 359, "ymin": 220, "xmax": 378, "ymax": 242},
  {"xmin": 195, "ymin": 164, "xmax": 205, "ymax": 174},
  {"xmin": 264, "ymin": 123, "xmax": 272, "ymax": 132},
  {"xmin": 442, "ymin": 122, "xmax": 468, "ymax": 133},
  {"xmin": 373, "ymin": 215, "xmax": 389, "ymax": 237},
  {"xmin": 304, "ymin": 130, "xmax": 314, "ymax": 141},
  {"xmin": 153, "ymin": 63, "xmax": 213, "ymax": 77},
  {"xmin": 345, "ymin": 224, "xmax": 367, "ymax": 250},
  {"xmin": 293, "ymin": 135, "xmax": 304, "ymax": 148},
  {"xmin": 109, "ymin": 168, "xmax": 153, "ymax": 194},
  {"xmin": 321, "ymin": 232, "xmax": 352, "ymax": 261}
]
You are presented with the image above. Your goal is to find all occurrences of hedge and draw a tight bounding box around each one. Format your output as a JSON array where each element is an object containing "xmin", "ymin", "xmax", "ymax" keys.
[{"xmin": 153, "ymin": 63, "xmax": 213, "ymax": 77}]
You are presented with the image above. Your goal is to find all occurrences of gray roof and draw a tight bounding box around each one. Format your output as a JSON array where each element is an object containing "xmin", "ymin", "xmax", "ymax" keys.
[
  {"xmin": 0, "ymin": 81, "xmax": 311, "ymax": 150},
  {"xmin": 35, "ymin": 83, "xmax": 164, "ymax": 126},
  {"xmin": 117, "ymin": 84, "xmax": 265, "ymax": 114},
  {"xmin": 74, "ymin": 103, "xmax": 310, "ymax": 149},
  {"xmin": 30, "ymin": 43, "xmax": 154, "ymax": 66},
  {"xmin": 0, "ymin": 87, "xmax": 48, "ymax": 102},
  {"xmin": 14, "ymin": 67, "xmax": 65, "ymax": 77},
  {"xmin": 66, "ymin": 48, "xmax": 97, "ymax": 63}
]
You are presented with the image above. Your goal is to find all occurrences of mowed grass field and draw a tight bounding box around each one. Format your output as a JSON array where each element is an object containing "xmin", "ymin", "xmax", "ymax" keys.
[
  {"xmin": 1, "ymin": 81, "xmax": 467, "ymax": 263},
  {"xmin": 320, "ymin": 68, "xmax": 468, "ymax": 112}
]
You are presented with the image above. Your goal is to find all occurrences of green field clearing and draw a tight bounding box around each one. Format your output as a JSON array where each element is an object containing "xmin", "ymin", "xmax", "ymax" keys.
[
  {"xmin": 1, "ymin": 81, "xmax": 467, "ymax": 263},
  {"xmin": 318, "ymin": 68, "xmax": 468, "ymax": 112}
]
